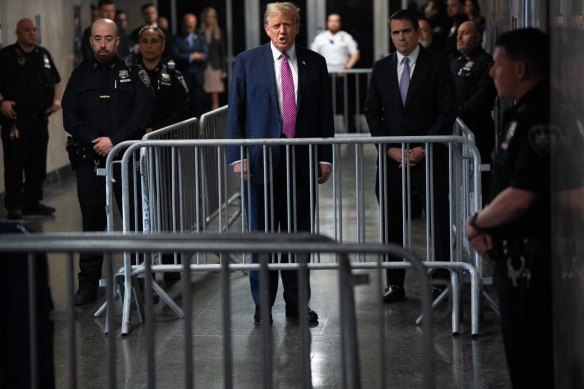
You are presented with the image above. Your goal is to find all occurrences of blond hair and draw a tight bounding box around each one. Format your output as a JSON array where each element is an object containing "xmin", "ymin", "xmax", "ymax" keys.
[
  {"xmin": 264, "ymin": 2, "xmax": 300, "ymax": 26},
  {"xmin": 201, "ymin": 7, "xmax": 222, "ymax": 41}
]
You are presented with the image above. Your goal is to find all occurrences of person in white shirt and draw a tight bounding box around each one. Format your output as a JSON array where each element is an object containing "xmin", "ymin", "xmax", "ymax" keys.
[
  {"xmin": 311, "ymin": 13, "xmax": 360, "ymax": 72},
  {"xmin": 311, "ymin": 13, "xmax": 360, "ymax": 131}
]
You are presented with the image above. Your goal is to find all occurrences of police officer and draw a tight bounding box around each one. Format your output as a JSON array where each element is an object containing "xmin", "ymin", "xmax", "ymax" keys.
[
  {"xmin": 450, "ymin": 20, "xmax": 497, "ymax": 200},
  {"xmin": 0, "ymin": 18, "xmax": 61, "ymax": 220},
  {"xmin": 464, "ymin": 28, "xmax": 553, "ymax": 388},
  {"xmin": 137, "ymin": 25, "xmax": 189, "ymax": 132},
  {"xmin": 62, "ymin": 18, "xmax": 154, "ymax": 305}
]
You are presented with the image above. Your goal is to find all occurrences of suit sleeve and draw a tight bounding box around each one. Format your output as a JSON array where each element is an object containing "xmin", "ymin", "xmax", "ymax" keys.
[
  {"xmin": 169, "ymin": 37, "xmax": 192, "ymax": 69},
  {"xmin": 317, "ymin": 56, "xmax": 334, "ymax": 163},
  {"xmin": 227, "ymin": 55, "xmax": 247, "ymax": 164},
  {"xmin": 428, "ymin": 57, "xmax": 458, "ymax": 136},
  {"xmin": 364, "ymin": 62, "xmax": 385, "ymax": 137},
  {"xmin": 110, "ymin": 67, "xmax": 154, "ymax": 144}
]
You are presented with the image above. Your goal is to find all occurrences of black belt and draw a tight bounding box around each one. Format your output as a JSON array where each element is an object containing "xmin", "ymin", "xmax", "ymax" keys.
[{"xmin": 490, "ymin": 237, "xmax": 549, "ymax": 259}]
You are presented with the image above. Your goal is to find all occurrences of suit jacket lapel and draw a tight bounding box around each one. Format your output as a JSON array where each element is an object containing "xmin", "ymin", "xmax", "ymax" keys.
[
  {"xmin": 296, "ymin": 46, "xmax": 307, "ymax": 113},
  {"xmin": 262, "ymin": 44, "xmax": 280, "ymax": 118},
  {"xmin": 388, "ymin": 53, "xmax": 404, "ymax": 113},
  {"xmin": 404, "ymin": 46, "xmax": 426, "ymax": 108}
]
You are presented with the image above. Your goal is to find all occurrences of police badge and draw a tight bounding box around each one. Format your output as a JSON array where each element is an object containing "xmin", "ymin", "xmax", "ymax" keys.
[
  {"xmin": 43, "ymin": 54, "xmax": 51, "ymax": 69},
  {"xmin": 138, "ymin": 69, "xmax": 151, "ymax": 87},
  {"xmin": 119, "ymin": 69, "xmax": 131, "ymax": 83}
]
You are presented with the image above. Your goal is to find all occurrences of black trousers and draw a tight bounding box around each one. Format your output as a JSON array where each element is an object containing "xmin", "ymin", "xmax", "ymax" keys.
[
  {"xmin": 492, "ymin": 240, "xmax": 554, "ymax": 388},
  {"xmin": 247, "ymin": 150, "xmax": 312, "ymax": 307},
  {"xmin": 375, "ymin": 153, "xmax": 451, "ymax": 287},
  {"xmin": 1, "ymin": 114, "xmax": 49, "ymax": 212},
  {"xmin": 75, "ymin": 160, "xmax": 138, "ymax": 290}
]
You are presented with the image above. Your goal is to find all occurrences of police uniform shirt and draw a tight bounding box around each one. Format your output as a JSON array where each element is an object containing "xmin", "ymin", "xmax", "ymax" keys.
[
  {"xmin": 310, "ymin": 30, "xmax": 359, "ymax": 72},
  {"xmin": 142, "ymin": 61, "xmax": 189, "ymax": 130},
  {"xmin": 0, "ymin": 43, "xmax": 60, "ymax": 112},
  {"xmin": 62, "ymin": 56, "xmax": 154, "ymax": 145},
  {"xmin": 450, "ymin": 46, "xmax": 497, "ymax": 156},
  {"xmin": 490, "ymin": 81, "xmax": 552, "ymax": 239}
]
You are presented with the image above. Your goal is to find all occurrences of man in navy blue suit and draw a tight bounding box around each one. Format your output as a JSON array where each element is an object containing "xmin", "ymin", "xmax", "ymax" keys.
[
  {"xmin": 365, "ymin": 9, "xmax": 457, "ymax": 303},
  {"xmin": 170, "ymin": 13, "xmax": 207, "ymax": 118},
  {"xmin": 227, "ymin": 2, "xmax": 334, "ymax": 325}
]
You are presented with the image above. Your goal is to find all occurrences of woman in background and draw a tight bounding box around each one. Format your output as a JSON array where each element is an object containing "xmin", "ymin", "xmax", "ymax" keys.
[{"xmin": 200, "ymin": 7, "xmax": 227, "ymax": 110}]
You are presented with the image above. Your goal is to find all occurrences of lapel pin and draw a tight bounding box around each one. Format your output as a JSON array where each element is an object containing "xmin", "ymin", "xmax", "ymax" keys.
[{"xmin": 302, "ymin": 60, "xmax": 306, "ymax": 65}]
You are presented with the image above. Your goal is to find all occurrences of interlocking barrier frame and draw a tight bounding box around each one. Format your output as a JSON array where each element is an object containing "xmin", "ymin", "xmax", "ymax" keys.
[
  {"xmin": 0, "ymin": 232, "xmax": 436, "ymax": 389},
  {"xmin": 101, "ymin": 129, "xmax": 485, "ymax": 337}
]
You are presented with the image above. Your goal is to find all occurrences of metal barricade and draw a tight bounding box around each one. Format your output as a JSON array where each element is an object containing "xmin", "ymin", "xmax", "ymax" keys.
[
  {"xmin": 106, "ymin": 134, "xmax": 483, "ymax": 337},
  {"xmin": 0, "ymin": 232, "xmax": 436, "ymax": 389},
  {"xmin": 328, "ymin": 69, "xmax": 372, "ymax": 133}
]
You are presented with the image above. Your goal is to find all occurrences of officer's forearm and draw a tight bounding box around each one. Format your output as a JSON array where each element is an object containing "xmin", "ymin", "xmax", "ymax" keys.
[{"xmin": 474, "ymin": 187, "xmax": 538, "ymax": 229}]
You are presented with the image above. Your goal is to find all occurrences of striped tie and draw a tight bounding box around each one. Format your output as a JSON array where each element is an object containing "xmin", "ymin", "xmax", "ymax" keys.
[{"xmin": 281, "ymin": 52, "xmax": 296, "ymax": 138}]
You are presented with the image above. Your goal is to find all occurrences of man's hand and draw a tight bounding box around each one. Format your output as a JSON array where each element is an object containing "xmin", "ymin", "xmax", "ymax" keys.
[
  {"xmin": 409, "ymin": 146, "xmax": 425, "ymax": 165},
  {"xmin": 0, "ymin": 100, "xmax": 16, "ymax": 119},
  {"xmin": 318, "ymin": 163, "xmax": 332, "ymax": 184},
  {"xmin": 92, "ymin": 137, "xmax": 113, "ymax": 157},
  {"xmin": 387, "ymin": 147, "xmax": 403, "ymax": 163},
  {"xmin": 191, "ymin": 52, "xmax": 206, "ymax": 62},
  {"xmin": 50, "ymin": 99, "xmax": 61, "ymax": 113},
  {"xmin": 233, "ymin": 159, "xmax": 250, "ymax": 179},
  {"xmin": 465, "ymin": 228, "xmax": 493, "ymax": 255}
]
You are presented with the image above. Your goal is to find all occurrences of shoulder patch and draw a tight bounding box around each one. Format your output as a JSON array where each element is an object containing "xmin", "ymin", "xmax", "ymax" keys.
[
  {"xmin": 177, "ymin": 75, "xmax": 189, "ymax": 92},
  {"xmin": 528, "ymin": 124, "xmax": 560, "ymax": 156},
  {"xmin": 138, "ymin": 69, "xmax": 151, "ymax": 87}
]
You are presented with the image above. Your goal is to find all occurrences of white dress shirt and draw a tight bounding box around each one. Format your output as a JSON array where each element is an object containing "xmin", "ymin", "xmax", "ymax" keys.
[{"xmin": 396, "ymin": 44, "xmax": 420, "ymax": 88}]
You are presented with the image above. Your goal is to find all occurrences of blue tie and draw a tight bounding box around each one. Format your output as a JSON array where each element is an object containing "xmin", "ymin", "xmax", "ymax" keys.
[{"xmin": 400, "ymin": 57, "xmax": 410, "ymax": 105}]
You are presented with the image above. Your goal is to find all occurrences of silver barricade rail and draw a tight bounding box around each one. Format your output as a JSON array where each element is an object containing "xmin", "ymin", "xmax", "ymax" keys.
[
  {"xmin": 0, "ymin": 232, "xmax": 436, "ymax": 389},
  {"xmin": 328, "ymin": 69, "xmax": 372, "ymax": 133},
  {"xmin": 107, "ymin": 135, "xmax": 483, "ymax": 337}
]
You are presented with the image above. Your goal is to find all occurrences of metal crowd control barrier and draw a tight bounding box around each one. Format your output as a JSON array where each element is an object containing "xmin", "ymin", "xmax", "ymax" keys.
[
  {"xmin": 328, "ymin": 69, "xmax": 372, "ymax": 133},
  {"xmin": 104, "ymin": 134, "xmax": 484, "ymax": 337},
  {"xmin": 0, "ymin": 232, "xmax": 436, "ymax": 389}
]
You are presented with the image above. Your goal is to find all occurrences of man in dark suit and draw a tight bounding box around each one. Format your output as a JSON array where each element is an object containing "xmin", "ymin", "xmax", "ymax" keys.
[
  {"xmin": 227, "ymin": 2, "xmax": 334, "ymax": 325},
  {"xmin": 365, "ymin": 9, "xmax": 457, "ymax": 303},
  {"xmin": 169, "ymin": 13, "xmax": 207, "ymax": 118}
]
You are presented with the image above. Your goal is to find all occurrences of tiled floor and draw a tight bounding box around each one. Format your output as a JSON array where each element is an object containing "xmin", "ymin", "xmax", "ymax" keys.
[{"xmin": 2, "ymin": 150, "xmax": 511, "ymax": 388}]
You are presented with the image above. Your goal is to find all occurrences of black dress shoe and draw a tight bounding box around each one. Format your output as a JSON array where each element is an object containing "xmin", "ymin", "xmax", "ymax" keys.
[
  {"xmin": 383, "ymin": 285, "xmax": 405, "ymax": 303},
  {"xmin": 431, "ymin": 286, "xmax": 447, "ymax": 300},
  {"xmin": 7, "ymin": 210, "xmax": 23, "ymax": 220},
  {"xmin": 254, "ymin": 305, "xmax": 273, "ymax": 325},
  {"xmin": 285, "ymin": 305, "xmax": 319, "ymax": 323},
  {"xmin": 23, "ymin": 203, "xmax": 55, "ymax": 215},
  {"xmin": 74, "ymin": 288, "xmax": 97, "ymax": 305}
]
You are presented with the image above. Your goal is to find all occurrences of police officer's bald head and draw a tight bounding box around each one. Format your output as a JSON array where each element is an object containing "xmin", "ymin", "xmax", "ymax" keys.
[
  {"xmin": 16, "ymin": 18, "xmax": 37, "ymax": 50},
  {"xmin": 90, "ymin": 18, "xmax": 119, "ymax": 63}
]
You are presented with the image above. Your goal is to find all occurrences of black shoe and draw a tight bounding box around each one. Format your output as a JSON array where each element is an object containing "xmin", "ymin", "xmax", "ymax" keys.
[
  {"xmin": 7, "ymin": 210, "xmax": 23, "ymax": 220},
  {"xmin": 431, "ymin": 286, "xmax": 447, "ymax": 300},
  {"xmin": 74, "ymin": 288, "xmax": 97, "ymax": 305},
  {"xmin": 285, "ymin": 305, "xmax": 319, "ymax": 323},
  {"xmin": 254, "ymin": 305, "xmax": 273, "ymax": 325},
  {"xmin": 23, "ymin": 203, "xmax": 55, "ymax": 215},
  {"xmin": 383, "ymin": 285, "xmax": 405, "ymax": 303},
  {"xmin": 163, "ymin": 272, "xmax": 181, "ymax": 284}
]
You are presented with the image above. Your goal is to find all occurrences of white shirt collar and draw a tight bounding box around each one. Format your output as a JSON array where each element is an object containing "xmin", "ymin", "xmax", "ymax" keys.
[
  {"xmin": 396, "ymin": 44, "xmax": 420, "ymax": 65},
  {"xmin": 270, "ymin": 42, "xmax": 296, "ymax": 62}
]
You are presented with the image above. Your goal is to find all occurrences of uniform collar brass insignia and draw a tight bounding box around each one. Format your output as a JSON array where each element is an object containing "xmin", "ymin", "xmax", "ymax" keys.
[{"xmin": 138, "ymin": 69, "xmax": 151, "ymax": 87}]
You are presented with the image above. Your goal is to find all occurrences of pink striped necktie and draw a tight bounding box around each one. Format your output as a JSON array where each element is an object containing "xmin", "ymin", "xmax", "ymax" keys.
[{"xmin": 281, "ymin": 52, "xmax": 296, "ymax": 138}]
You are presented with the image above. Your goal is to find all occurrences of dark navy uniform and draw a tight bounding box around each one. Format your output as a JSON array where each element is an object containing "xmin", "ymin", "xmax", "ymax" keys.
[
  {"xmin": 489, "ymin": 81, "xmax": 554, "ymax": 389},
  {"xmin": 450, "ymin": 47, "xmax": 497, "ymax": 200},
  {"xmin": 62, "ymin": 56, "xmax": 154, "ymax": 293},
  {"xmin": 0, "ymin": 43, "xmax": 60, "ymax": 216},
  {"xmin": 141, "ymin": 60, "xmax": 189, "ymax": 130}
]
